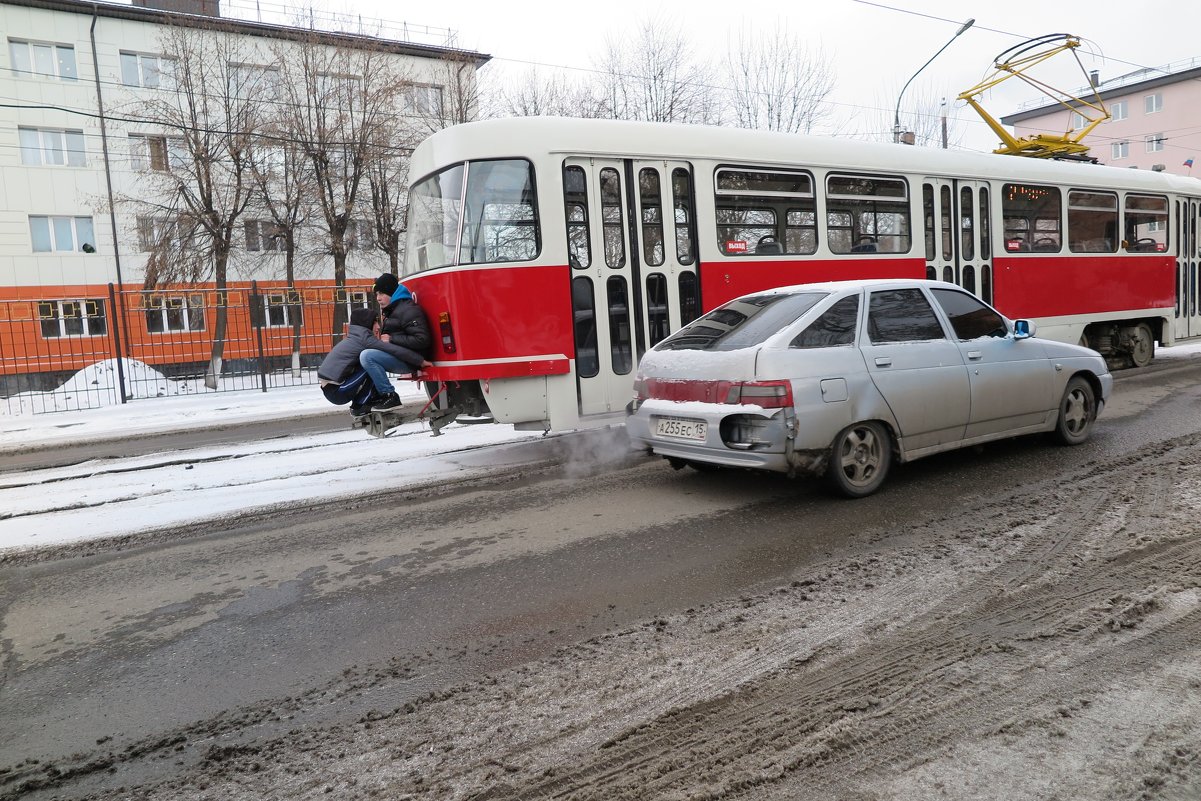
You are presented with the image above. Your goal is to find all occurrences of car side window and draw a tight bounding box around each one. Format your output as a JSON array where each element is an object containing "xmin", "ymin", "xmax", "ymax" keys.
[
  {"xmin": 930, "ymin": 288, "xmax": 1008, "ymax": 340},
  {"xmin": 867, "ymin": 288, "xmax": 946, "ymax": 343},
  {"xmin": 791, "ymin": 295, "xmax": 859, "ymax": 348}
]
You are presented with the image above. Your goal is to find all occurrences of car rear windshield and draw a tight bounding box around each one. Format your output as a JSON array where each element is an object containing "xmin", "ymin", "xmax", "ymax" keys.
[{"xmin": 655, "ymin": 292, "xmax": 827, "ymax": 351}]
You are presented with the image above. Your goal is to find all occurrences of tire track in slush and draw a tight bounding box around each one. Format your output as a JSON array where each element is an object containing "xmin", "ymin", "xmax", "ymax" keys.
[{"xmin": 481, "ymin": 436, "xmax": 1201, "ymax": 800}]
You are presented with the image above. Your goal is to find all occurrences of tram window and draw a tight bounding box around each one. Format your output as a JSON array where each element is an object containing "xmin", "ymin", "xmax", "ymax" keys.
[
  {"xmin": 571, "ymin": 276, "xmax": 599, "ymax": 378},
  {"xmin": 1002, "ymin": 184, "xmax": 1061, "ymax": 252},
  {"xmin": 785, "ymin": 209, "xmax": 817, "ymax": 253},
  {"xmin": 979, "ymin": 187, "xmax": 991, "ymax": 261},
  {"xmin": 607, "ymin": 275, "xmax": 633, "ymax": 375},
  {"xmin": 963, "ymin": 265, "xmax": 976, "ymax": 294},
  {"xmin": 940, "ymin": 185, "xmax": 952, "ymax": 261},
  {"xmin": 960, "ymin": 186, "xmax": 974, "ymax": 261},
  {"xmin": 563, "ymin": 165, "xmax": 591, "ymax": 269},
  {"xmin": 717, "ymin": 207, "xmax": 776, "ymax": 254},
  {"xmin": 672, "ymin": 168, "xmax": 695, "ymax": 265},
  {"xmin": 1124, "ymin": 194, "xmax": 1169, "ymax": 252},
  {"xmin": 1068, "ymin": 190, "xmax": 1118, "ymax": 253},
  {"xmin": 825, "ymin": 173, "xmax": 911, "ymax": 255},
  {"xmin": 459, "ymin": 159, "xmax": 539, "ymax": 264},
  {"xmin": 981, "ymin": 265, "xmax": 992, "ymax": 305},
  {"xmin": 923, "ymin": 184, "xmax": 935, "ymax": 262},
  {"xmin": 600, "ymin": 168, "xmax": 625, "ymax": 268},
  {"xmin": 678, "ymin": 271, "xmax": 699, "ymax": 325},
  {"xmin": 714, "ymin": 167, "xmax": 816, "ymax": 256},
  {"xmin": 646, "ymin": 273, "xmax": 669, "ymax": 347},
  {"xmin": 640, "ymin": 168, "xmax": 665, "ymax": 267},
  {"xmin": 408, "ymin": 162, "xmax": 465, "ymax": 272}
]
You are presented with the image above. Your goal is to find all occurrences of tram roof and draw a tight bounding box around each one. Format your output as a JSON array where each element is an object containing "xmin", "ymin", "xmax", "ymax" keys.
[{"xmin": 413, "ymin": 116, "xmax": 1201, "ymax": 196}]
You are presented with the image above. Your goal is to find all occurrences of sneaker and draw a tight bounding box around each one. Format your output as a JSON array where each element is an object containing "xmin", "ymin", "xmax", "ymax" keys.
[
  {"xmin": 370, "ymin": 392, "xmax": 402, "ymax": 412},
  {"xmin": 349, "ymin": 404, "xmax": 371, "ymax": 418}
]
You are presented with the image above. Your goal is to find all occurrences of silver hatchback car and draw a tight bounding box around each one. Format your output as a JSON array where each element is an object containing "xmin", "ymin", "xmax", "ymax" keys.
[{"xmin": 626, "ymin": 279, "xmax": 1113, "ymax": 498}]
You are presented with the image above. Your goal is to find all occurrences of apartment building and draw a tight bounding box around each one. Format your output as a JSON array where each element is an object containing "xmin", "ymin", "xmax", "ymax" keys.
[
  {"xmin": 1001, "ymin": 59, "xmax": 1201, "ymax": 176},
  {"xmin": 1, "ymin": 0, "xmax": 486, "ymax": 393}
]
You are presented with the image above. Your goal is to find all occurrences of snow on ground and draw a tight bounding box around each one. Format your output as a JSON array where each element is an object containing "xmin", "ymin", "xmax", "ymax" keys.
[
  {"xmin": 3, "ymin": 341, "xmax": 1200, "ymax": 557},
  {"xmin": 0, "ymin": 364, "xmax": 549, "ymax": 555}
]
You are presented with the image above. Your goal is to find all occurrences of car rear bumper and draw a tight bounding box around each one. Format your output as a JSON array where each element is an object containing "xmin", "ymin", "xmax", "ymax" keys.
[{"xmin": 627, "ymin": 400, "xmax": 794, "ymax": 471}]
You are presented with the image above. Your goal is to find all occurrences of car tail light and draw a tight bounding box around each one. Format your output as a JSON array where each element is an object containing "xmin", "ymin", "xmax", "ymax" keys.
[
  {"xmin": 733, "ymin": 380, "xmax": 793, "ymax": 408},
  {"xmin": 644, "ymin": 379, "xmax": 792, "ymax": 408},
  {"xmin": 438, "ymin": 311, "xmax": 456, "ymax": 354}
]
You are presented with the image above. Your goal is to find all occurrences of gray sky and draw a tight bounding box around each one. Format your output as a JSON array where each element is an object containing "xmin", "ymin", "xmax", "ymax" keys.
[{"xmin": 309, "ymin": 0, "xmax": 1198, "ymax": 151}]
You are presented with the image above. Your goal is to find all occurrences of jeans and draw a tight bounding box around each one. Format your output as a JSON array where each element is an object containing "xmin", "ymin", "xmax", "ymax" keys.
[{"xmin": 359, "ymin": 349, "xmax": 415, "ymax": 395}]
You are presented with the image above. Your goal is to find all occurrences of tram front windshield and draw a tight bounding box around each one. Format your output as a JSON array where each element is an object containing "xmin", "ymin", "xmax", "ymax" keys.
[{"xmin": 404, "ymin": 158, "xmax": 538, "ymax": 275}]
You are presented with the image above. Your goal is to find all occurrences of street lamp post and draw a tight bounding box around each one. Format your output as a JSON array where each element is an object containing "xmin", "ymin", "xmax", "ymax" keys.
[{"xmin": 893, "ymin": 18, "xmax": 974, "ymax": 144}]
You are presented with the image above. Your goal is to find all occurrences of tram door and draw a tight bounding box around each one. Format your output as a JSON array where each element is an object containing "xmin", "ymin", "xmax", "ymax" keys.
[
  {"xmin": 1176, "ymin": 198, "xmax": 1201, "ymax": 340},
  {"xmin": 923, "ymin": 179, "xmax": 994, "ymax": 304},
  {"xmin": 563, "ymin": 158, "xmax": 699, "ymax": 417}
]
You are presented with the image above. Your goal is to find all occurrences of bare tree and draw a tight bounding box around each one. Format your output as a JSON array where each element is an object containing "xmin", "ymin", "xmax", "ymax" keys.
[
  {"xmin": 593, "ymin": 16, "xmax": 720, "ymax": 124},
  {"xmin": 274, "ymin": 34, "xmax": 406, "ymax": 341},
  {"xmin": 489, "ymin": 66, "xmax": 608, "ymax": 119},
  {"xmin": 724, "ymin": 25, "xmax": 835, "ymax": 134},
  {"xmin": 125, "ymin": 21, "xmax": 259, "ymax": 388},
  {"xmin": 888, "ymin": 88, "xmax": 969, "ymax": 148},
  {"xmin": 246, "ymin": 121, "xmax": 313, "ymax": 375},
  {"xmin": 367, "ymin": 143, "xmax": 411, "ymax": 275},
  {"xmin": 416, "ymin": 51, "xmax": 483, "ymax": 133}
]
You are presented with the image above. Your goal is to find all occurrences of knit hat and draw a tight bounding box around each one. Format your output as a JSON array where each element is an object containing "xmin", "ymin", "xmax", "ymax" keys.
[
  {"xmin": 349, "ymin": 308, "xmax": 377, "ymax": 329},
  {"xmin": 373, "ymin": 273, "xmax": 399, "ymax": 296}
]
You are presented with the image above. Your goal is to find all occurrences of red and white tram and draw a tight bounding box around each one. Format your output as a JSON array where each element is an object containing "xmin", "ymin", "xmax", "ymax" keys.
[{"xmin": 402, "ymin": 117, "xmax": 1201, "ymax": 432}]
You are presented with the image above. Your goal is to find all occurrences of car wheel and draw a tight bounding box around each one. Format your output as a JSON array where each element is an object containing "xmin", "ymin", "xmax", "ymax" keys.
[
  {"xmin": 826, "ymin": 421, "xmax": 891, "ymax": 498},
  {"xmin": 1054, "ymin": 375, "xmax": 1096, "ymax": 445},
  {"xmin": 1130, "ymin": 322, "xmax": 1154, "ymax": 368}
]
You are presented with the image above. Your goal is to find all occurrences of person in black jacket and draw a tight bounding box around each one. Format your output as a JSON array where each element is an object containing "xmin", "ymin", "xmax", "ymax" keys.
[
  {"xmin": 317, "ymin": 307, "xmax": 425, "ymax": 416},
  {"xmin": 360, "ymin": 273, "xmax": 432, "ymax": 411}
]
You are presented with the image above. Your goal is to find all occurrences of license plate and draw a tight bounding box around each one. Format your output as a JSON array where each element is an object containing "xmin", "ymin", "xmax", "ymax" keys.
[{"xmin": 655, "ymin": 416, "xmax": 707, "ymax": 441}]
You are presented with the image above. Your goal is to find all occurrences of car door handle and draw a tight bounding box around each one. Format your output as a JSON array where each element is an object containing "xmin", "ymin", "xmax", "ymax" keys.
[
  {"xmin": 874, "ymin": 357, "xmax": 892, "ymax": 367},
  {"xmin": 967, "ymin": 350, "xmax": 982, "ymax": 360}
]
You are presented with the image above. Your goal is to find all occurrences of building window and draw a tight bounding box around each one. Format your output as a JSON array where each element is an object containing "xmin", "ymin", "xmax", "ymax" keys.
[
  {"xmin": 9, "ymin": 40, "xmax": 77, "ymax": 80},
  {"xmin": 144, "ymin": 293, "xmax": 206, "ymax": 333},
  {"xmin": 120, "ymin": 51, "xmax": 173, "ymax": 88},
  {"xmin": 1070, "ymin": 111, "xmax": 1087, "ymax": 130},
  {"xmin": 1145, "ymin": 93, "xmax": 1163, "ymax": 114},
  {"xmin": 18, "ymin": 127, "xmax": 86, "ymax": 166},
  {"xmin": 137, "ymin": 217, "xmax": 192, "ymax": 251},
  {"xmin": 129, "ymin": 134, "xmax": 187, "ymax": 171},
  {"xmin": 244, "ymin": 219, "xmax": 285, "ymax": 252},
  {"xmin": 37, "ymin": 299, "xmax": 107, "ymax": 338},
  {"xmin": 265, "ymin": 293, "xmax": 303, "ymax": 328},
  {"xmin": 343, "ymin": 290, "xmax": 370, "ymax": 324},
  {"xmin": 1145, "ymin": 134, "xmax": 1165, "ymax": 153},
  {"xmin": 230, "ymin": 63, "xmax": 279, "ymax": 99},
  {"xmin": 1111, "ymin": 141, "xmax": 1129, "ymax": 160},
  {"xmin": 346, "ymin": 220, "xmax": 375, "ymax": 251},
  {"xmin": 403, "ymin": 83, "xmax": 444, "ymax": 117},
  {"xmin": 1110, "ymin": 100, "xmax": 1127, "ymax": 121},
  {"xmin": 30, "ymin": 216, "xmax": 96, "ymax": 253}
]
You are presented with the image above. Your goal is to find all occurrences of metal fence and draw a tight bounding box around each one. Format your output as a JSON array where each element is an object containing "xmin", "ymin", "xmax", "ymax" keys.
[{"xmin": 0, "ymin": 281, "xmax": 372, "ymax": 414}]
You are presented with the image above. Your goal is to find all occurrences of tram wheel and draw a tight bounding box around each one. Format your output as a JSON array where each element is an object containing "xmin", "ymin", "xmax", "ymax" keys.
[{"xmin": 1129, "ymin": 322, "xmax": 1155, "ymax": 368}]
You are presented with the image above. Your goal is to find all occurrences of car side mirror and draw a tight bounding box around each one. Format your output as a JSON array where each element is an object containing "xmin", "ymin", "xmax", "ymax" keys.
[{"xmin": 1013, "ymin": 319, "xmax": 1036, "ymax": 339}]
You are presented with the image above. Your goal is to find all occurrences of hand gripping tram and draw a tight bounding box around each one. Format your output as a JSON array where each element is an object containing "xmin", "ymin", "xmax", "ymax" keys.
[{"xmin": 401, "ymin": 117, "xmax": 1201, "ymax": 435}]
